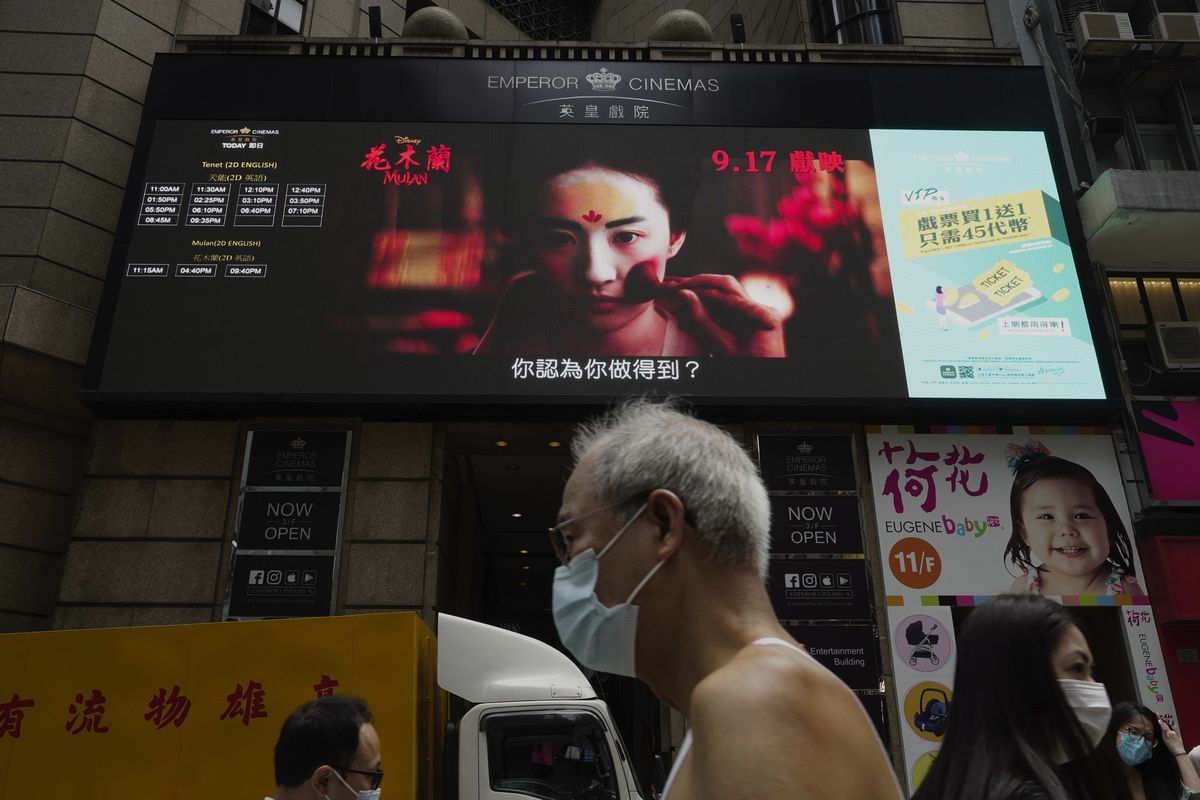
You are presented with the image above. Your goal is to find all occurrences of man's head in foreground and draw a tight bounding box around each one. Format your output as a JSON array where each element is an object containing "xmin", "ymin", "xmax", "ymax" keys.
[
  {"xmin": 551, "ymin": 398, "xmax": 771, "ymax": 678},
  {"xmin": 273, "ymin": 695, "xmax": 383, "ymax": 800}
]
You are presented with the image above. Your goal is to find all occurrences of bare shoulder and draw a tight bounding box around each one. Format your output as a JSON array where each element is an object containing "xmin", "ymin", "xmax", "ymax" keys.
[
  {"xmin": 686, "ymin": 643, "xmax": 900, "ymax": 800},
  {"xmin": 691, "ymin": 641, "xmax": 830, "ymax": 710},
  {"xmin": 690, "ymin": 644, "xmax": 864, "ymax": 741}
]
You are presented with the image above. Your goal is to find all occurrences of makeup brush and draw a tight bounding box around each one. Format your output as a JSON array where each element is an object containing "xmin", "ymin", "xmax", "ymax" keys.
[{"xmin": 624, "ymin": 262, "xmax": 666, "ymax": 303}]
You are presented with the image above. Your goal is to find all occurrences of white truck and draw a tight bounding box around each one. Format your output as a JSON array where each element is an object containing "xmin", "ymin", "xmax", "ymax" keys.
[{"xmin": 439, "ymin": 613, "xmax": 647, "ymax": 800}]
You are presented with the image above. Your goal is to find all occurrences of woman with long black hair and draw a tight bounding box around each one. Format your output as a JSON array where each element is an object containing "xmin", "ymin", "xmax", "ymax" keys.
[
  {"xmin": 913, "ymin": 594, "xmax": 1128, "ymax": 800},
  {"xmin": 1106, "ymin": 701, "xmax": 1200, "ymax": 800}
]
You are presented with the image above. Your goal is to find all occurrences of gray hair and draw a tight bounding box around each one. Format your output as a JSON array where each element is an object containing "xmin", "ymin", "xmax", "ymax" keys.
[{"xmin": 570, "ymin": 398, "xmax": 771, "ymax": 578}]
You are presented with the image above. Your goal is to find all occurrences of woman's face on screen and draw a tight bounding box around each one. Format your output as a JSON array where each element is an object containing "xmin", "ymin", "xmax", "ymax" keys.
[{"xmin": 533, "ymin": 166, "xmax": 685, "ymax": 332}]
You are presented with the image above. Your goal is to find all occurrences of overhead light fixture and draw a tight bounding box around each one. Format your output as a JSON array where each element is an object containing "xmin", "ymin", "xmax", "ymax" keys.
[
  {"xmin": 495, "ymin": 439, "xmax": 508, "ymax": 447},
  {"xmin": 511, "ymin": 512, "xmax": 523, "ymax": 518},
  {"xmin": 522, "ymin": 565, "xmax": 530, "ymax": 571},
  {"xmin": 519, "ymin": 548, "xmax": 529, "ymax": 555},
  {"xmin": 548, "ymin": 440, "xmax": 562, "ymax": 448},
  {"xmin": 520, "ymin": 581, "xmax": 527, "ymax": 587}
]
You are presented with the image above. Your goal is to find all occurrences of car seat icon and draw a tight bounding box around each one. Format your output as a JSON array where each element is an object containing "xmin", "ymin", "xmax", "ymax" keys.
[
  {"xmin": 913, "ymin": 687, "xmax": 951, "ymax": 736},
  {"xmin": 905, "ymin": 620, "xmax": 940, "ymax": 667}
]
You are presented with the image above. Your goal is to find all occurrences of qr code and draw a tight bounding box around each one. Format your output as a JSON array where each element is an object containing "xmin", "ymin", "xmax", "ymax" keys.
[{"xmin": 958, "ymin": 366, "xmax": 975, "ymax": 379}]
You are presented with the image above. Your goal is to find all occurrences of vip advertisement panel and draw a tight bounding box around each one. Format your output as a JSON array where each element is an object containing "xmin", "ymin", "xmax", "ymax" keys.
[
  {"xmin": 86, "ymin": 59, "xmax": 1110, "ymax": 406},
  {"xmin": 865, "ymin": 426, "xmax": 1176, "ymax": 793},
  {"xmin": 871, "ymin": 131, "xmax": 1105, "ymax": 400}
]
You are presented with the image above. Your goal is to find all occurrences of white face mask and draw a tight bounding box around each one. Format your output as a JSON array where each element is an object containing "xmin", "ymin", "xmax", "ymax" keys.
[
  {"xmin": 326, "ymin": 768, "xmax": 381, "ymax": 800},
  {"xmin": 1056, "ymin": 679, "xmax": 1112, "ymax": 760},
  {"xmin": 552, "ymin": 504, "xmax": 666, "ymax": 677}
]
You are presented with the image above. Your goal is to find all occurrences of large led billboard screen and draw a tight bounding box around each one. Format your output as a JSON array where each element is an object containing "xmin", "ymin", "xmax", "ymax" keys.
[{"xmin": 85, "ymin": 57, "xmax": 1111, "ymax": 407}]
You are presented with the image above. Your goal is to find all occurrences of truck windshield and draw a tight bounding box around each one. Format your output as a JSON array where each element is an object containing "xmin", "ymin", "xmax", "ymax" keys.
[{"xmin": 484, "ymin": 710, "xmax": 620, "ymax": 800}]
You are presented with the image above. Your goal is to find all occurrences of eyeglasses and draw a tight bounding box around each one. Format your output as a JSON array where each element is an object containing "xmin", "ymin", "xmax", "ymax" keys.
[
  {"xmin": 548, "ymin": 496, "xmax": 646, "ymax": 566},
  {"xmin": 1118, "ymin": 727, "xmax": 1158, "ymax": 747},
  {"xmin": 336, "ymin": 766, "xmax": 385, "ymax": 790}
]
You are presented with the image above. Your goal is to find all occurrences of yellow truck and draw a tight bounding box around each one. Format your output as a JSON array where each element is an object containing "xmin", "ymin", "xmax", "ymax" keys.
[{"xmin": 0, "ymin": 612, "xmax": 646, "ymax": 800}]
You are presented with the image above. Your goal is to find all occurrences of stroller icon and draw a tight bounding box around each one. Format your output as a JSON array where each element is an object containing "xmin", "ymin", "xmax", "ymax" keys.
[{"xmin": 905, "ymin": 620, "xmax": 940, "ymax": 667}]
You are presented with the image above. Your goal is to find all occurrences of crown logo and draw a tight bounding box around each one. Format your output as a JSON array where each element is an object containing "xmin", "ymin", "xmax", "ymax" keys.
[
  {"xmin": 953, "ymin": 151, "xmax": 970, "ymax": 162},
  {"xmin": 240, "ymin": 126, "xmax": 251, "ymax": 135},
  {"xmin": 291, "ymin": 437, "xmax": 307, "ymax": 450},
  {"xmin": 585, "ymin": 67, "xmax": 621, "ymax": 92},
  {"xmin": 796, "ymin": 442, "xmax": 814, "ymax": 454}
]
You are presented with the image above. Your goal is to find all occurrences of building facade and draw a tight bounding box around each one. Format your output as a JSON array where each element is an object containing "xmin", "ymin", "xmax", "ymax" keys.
[{"xmin": 2, "ymin": 0, "xmax": 1199, "ymax": 792}]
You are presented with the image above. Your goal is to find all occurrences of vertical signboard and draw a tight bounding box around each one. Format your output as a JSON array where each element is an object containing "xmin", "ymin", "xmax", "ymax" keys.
[
  {"xmin": 758, "ymin": 434, "xmax": 886, "ymax": 741},
  {"xmin": 224, "ymin": 430, "xmax": 351, "ymax": 619},
  {"xmin": 865, "ymin": 425, "xmax": 1177, "ymax": 794}
]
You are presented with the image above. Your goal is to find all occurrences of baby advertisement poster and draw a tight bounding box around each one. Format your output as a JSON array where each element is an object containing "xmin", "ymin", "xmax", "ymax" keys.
[
  {"xmin": 870, "ymin": 130, "xmax": 1107, "ymax": 400},
  {"xmin": 867, "ymin": 426, "xmax": 1177, "ymax": 793},
  {"xmin": 865, "ymin": 426, "xmax": 1146, "ymax": 601}
]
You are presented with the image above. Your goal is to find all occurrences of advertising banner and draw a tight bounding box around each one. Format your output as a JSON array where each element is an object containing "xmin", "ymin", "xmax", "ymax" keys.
[
  {"xmin": 226, "ymin": 430, "xmax": 350, "ymax": 619},
  {"xmin": 871, "ymin": 131, "xmax": 1103, "ymax": 400},
  {"xmin": 236, "ymin": 491, "xmax": 342, "ymax": 551},
  {"xmin": 85, "ymin": 58, "xmax": 1110, "ymax": 407},
  {"xmin": 768, "ymin": 494, "xmax": 864, "ymax": 556},
  {"xmin": 226, "ymin": 553, "xmax": 336, "ymax": 618},
  {"xmin": 767, "ymin": 559, "xmax": 872, "ymax": 622},
  {"xmin": 786, "ymin": 623, "xmax": 882, "ymax": 692},
  {"xmin": 887, "ymin": 604, "xmax": 957, "ymax": 790},
  {"xmin": 757, "ymin": 434, "xmax": 858, "ymax": 491},
  {"xmin": 865, "ymin": 426, "xmax": 1175, "ymax": 793},
  {"xmin": 866, "ymin": 428, "xmax": 1146, "ymax": 600},
  {"xmin": 1134, "ymin": 399, "xmax": 1200, "ymax": 501},
  {"xmin": 1121, "ymin": 605, "xmax": 1179, "ymax": 722},
  {"xmin": 244, "ymin": 430, "xmax": 350, "ymax": 488},
  {"xmin": 0, "ymin": 613, "xmax": 437, "ymax": 799}
]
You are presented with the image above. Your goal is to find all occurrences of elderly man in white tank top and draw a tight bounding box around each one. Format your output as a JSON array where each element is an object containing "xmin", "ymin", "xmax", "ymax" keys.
[{"xmin": 550, "ymin": 400, "xmax": 903, "ymax": 800}]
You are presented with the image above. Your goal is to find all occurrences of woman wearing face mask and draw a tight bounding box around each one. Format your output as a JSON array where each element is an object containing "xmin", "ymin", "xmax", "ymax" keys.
[
  {"xmin": 912, "ymin": 594, "xmax": 1129, "ymax": 800},
  {"xmin": 1107, "ymin": 702, "xmax": 1200, "ymax": 800}
]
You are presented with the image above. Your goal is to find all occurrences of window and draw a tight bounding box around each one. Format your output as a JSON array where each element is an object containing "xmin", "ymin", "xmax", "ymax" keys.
[
  {"xmin": 1139, "ymin": 126, "xmax": 1186, "ymax": 171},
  {"xmin": 243, "ymin": 0, "xmax": 305, "ymax": 34},
  {"xmin": 1179, "ymin": 278, "xmax": 1200, "ymax": 319},
  {"xmin": 1143, "ymin": 277, "xmax": 1182, "ymax": 321},
  {"xmin": 1108, "ymin": 278, "xmax": 1146, "ymax": 329},
  {"xmin": 810, "ymin": 0, "xmax": 898, "ymax": 44},
  {"xmin": 1107, "ymin": 274, "xmax": 1200, "ymax": 338},
  {"xmin": 485, "ymin": 711, "xmax": 620, "ymax": 800}
]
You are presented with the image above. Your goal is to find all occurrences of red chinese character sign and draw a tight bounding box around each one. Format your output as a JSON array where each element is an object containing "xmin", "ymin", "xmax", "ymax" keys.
[
  {"xmin": 0, "ymin": 612, "xmax": 435, "ymax": 799},
  {"xmin": 0, "ymin": 694, "xmax": 34, "ymax": 739},
  {"xmin": 359, "ymin": 135, "xmax": 452, "ymax": 188},
  {"xmin": 866, "ymin": 425, "xmax": 1175, "ymax": 794}
]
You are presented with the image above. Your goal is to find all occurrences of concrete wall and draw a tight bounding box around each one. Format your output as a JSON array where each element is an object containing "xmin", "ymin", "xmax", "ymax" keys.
[
  {"xmin": 341, "ymin": 423, "xmax": 442, "ymax": 625},
  {"xmin": 591, "ymin": 0, "xmax": 803, "ymax": 44},
  {"xmin": 55, "ymin": 420, "xmax": 443, "ymax": 628},
  {"xmin": 0, "ymin": 0, "xmax": 133, "ymax": 632},
  {"xmin": 590, "ymin": 0, "xmax": 995, "ymax": 46},
  {"xmin": 895, "ymin": 0, "xmax": 993, "ymax": 48}
]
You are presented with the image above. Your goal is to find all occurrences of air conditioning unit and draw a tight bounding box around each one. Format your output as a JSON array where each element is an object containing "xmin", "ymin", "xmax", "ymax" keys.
[
  {"xmin": 1150, "ymin": 13, "xmax": 1200, "ymax": 56},
  {"xmin": 1149, "ymin": 322, "xmax": 1200, "ymax": 370},
  {"xmin": 1074, "ymin": 12, "xmax": 1136, "ymax": 57}
]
